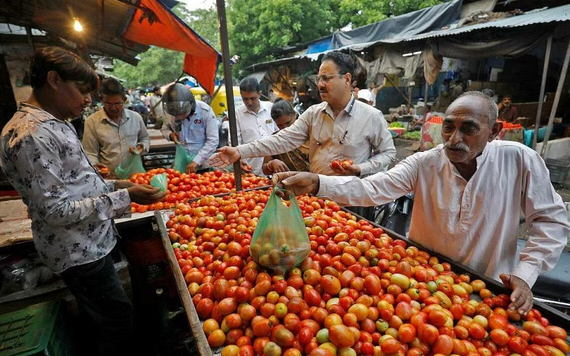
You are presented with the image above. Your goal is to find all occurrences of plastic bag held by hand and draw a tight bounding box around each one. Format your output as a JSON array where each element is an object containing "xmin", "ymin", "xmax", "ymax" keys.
[
  {"xmin": 115, "ymin": 153, "xmax": 146, "ymax": 179},
  {"xmin": 249, "ymin": 188, "xmax": 310, "ymax": 274},
  {"xmin": 150, "ymin": 173, "xmax": 168, "ymax": 192},
  {"xmin": 173, "ymin": 144, "xmax": 196, "ymax": 173}
]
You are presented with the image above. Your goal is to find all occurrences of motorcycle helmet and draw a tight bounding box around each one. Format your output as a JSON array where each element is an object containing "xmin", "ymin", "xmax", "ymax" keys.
[{"xmin": 162, "ymin": 82, "xmax": 196, "ymax": 118}]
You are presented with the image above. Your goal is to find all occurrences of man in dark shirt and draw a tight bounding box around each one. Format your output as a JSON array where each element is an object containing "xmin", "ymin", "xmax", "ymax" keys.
[{"xmin": 498, "ymin": 94, "xmax": 519, "ymax": 123}]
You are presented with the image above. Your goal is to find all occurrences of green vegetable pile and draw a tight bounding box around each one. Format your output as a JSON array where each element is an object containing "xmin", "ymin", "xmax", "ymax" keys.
[
  {"xmin": 401, "ymin": 131, "xmax": 421, "ymax": 141},
  {"xmin": 389, "ymin": 122, "xmax": 405, "ymax": 128}
]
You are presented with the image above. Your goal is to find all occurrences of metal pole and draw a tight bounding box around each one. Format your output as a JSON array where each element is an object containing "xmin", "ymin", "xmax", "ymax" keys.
[
  {"xmin": 424, "ymin": 83, "xmax": 429, "ymax": 114},
  {"xmin": 533, "ymin": 35, "xmax": 552, "ymax": 149},
  {"xmin": 216, "ymin": 0, "xmax": 242, "ymax": 191},
  {"xmin": 540, "ymin": 40, "xmax": 570, "ymax": 158},
  {"xmin": 384, "ymin": 74, "xmax": 411, "ymax": 105},
  {"xmin": 25, "ymin": 26, "xmax": 35, "ymax": 51}
]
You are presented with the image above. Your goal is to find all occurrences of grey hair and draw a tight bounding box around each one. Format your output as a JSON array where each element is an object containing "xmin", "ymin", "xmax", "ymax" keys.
[{"xmin": 458, "ymin": 91, "xmax": 498, "ymax": 126}]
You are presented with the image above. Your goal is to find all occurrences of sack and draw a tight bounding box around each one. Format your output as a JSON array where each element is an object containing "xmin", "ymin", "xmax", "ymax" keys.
[
  {"xmin": 250, "ymin": 188, "xmax": 310, "ymax": 274},
  {"xmin": 115, "ymin": 153, "xmax": 146, "ymax": 180},
  {"xmin": 173, "ymin": 144, "xmax": 195, "ymax": 173},
  {"xmin": 150, "ymin": 173, "xmax": 168, "ymax": 192}
]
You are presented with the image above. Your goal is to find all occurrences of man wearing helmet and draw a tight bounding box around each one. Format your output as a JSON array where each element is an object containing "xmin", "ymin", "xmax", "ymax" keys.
[{"xmin": 161, "ymin": 82, "xmax": 219, "ymax": 173}]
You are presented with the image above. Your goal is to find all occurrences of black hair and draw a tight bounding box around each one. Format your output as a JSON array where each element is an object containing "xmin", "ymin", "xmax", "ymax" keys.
[
  {"xmin": 100, "ymin": 77, "xmax": 125, "ymax": 97},
  {"xmin": 30, "ymin": 46, "xmax": 99, "ymax": 92},
  {"xmin": 271, "ymin": 98, "xmax": 296, "ymax": 120},
  {"xmin": 240, "ymin": 77, "xmax": 260, "ymax": 92},
  {"xmin": 503, "ymin": 94, "xmax": 512, "ymax": 100},
  {"xmin": 321, "ymin": 51, "xmax": 356, "ymax": 79}
]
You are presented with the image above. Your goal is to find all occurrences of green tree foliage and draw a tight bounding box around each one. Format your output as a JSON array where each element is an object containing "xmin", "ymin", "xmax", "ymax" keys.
[
  {"xmin": 113, "ymin": 47, "xmax": 184, "ymax": 88},
  {"xmin": 390, "ymin": 0, "xmax": 445, "ymax": 16},
  {"xmin": 228, "ymin": 0, "xmax": 344, "ymax": 71},
  {"xmin": 338, "ymin": 0, "xmax": 389, "ymax": 28},
  {"xmin": 338, "ymin": 0, "xmax": 445, "ymax": 28},
  {"xmin": 183, "ymin": 8, "xmax": 220, "ymax": 51}
]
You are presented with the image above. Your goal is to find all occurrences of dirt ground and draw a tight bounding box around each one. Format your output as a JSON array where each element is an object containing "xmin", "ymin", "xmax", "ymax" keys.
[{"xmin": 392, "ymin": 138, "xmax": 570, "ymax": 250}]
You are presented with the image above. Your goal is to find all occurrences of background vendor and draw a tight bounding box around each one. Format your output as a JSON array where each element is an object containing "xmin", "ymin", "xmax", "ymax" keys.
[
  {"xmin": 498, "ymin": 94, "xmax": 519, "ymax": 123},
  {"xmin": 160, "ymin": 82, "xmax": 219, "ymax": 173},
  {"xmin": 262, "ymin": 98, "xmax": 310, "ymax": 175},
  {"xmin": 82, "ymin": 78, "xmax": 149, "ymax": 176}
]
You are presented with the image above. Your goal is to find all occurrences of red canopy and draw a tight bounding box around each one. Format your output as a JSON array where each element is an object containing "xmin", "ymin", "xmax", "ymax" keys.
[{"xmin": 122, "ymin": 0, "xmax": 220, "ymax": 93}]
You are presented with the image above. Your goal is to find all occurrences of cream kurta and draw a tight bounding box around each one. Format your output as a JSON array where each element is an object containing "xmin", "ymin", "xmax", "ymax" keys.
[{"xmin": 318, "ymin": 140, "xmax": 569, "ymax": 287}]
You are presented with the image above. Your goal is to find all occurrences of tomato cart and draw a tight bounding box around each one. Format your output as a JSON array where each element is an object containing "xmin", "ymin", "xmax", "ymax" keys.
[{"xmin": 155, "ymin": 189, "xmax": 570, "ymax": 356}]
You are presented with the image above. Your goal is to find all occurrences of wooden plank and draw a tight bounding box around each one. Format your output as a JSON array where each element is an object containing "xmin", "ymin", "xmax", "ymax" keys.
[{"xmin": 156, "ymin": 211, "xmax": 213, "ymax": 356}]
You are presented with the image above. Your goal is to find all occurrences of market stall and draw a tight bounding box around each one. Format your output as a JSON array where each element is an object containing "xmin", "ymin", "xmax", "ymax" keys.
[
  {"xmin": 420, "ymin": 116, "xmax": 525, "ymax": 151},
  {"xmin": 153, "ymin": 188, "xmax": 570, "ymax": 356}
]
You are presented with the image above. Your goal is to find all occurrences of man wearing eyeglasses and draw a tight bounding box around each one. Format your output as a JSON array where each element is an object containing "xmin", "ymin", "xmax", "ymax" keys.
[
  {"xmin": 211, "ymin": 51, "xmax": 396, "ymax": 177},
  {"xmin": 233, "ymin": 77, "xmax": 277, "ymax": 176},
  {"xmin": 83, "ymin": 78, "xmax": 150, "ymax": 176}
]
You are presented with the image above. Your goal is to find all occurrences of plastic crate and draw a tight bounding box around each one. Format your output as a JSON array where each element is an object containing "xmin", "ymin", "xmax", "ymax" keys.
[
  {"xmin": 0, "ymin": 300, "xmax": 75, "ymax": 356},
  {"xmin": 546, "ymin": 158, "xmax": 570, "ymax": 185}
]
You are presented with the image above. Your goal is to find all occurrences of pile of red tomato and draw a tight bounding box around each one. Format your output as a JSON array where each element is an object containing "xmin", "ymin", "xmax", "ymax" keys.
[
  {"xmin": 498, "ymin": 121, "xmax": 523, "ymax": 130},
  {"xmin": 128, "ymin": 168, "xmax": 271, "ymax": 212},
  {"xmin": 165, "ymin": 189, "xmax": 570, "ymax": 356}
]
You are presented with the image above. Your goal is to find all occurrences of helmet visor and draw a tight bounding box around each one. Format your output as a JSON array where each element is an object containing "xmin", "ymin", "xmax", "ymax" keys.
[{"xmin": 164, "ymin": 101, "xmax": 192, "ymax": 118}]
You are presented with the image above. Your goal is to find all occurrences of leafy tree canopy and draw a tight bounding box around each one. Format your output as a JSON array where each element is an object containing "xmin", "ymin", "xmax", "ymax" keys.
[
  {"xmin": 228, "ymin": 0, "xmax": 344, "ymax": 71},
  {"xmin": 113, "ymin": 47, "xmax": 184, "ymax": 89}
]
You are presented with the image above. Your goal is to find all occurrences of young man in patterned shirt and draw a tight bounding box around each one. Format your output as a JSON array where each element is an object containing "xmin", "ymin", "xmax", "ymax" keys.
[{"xmin": 0, "ymin": 46, "xmax": 165, "ymax": 356}]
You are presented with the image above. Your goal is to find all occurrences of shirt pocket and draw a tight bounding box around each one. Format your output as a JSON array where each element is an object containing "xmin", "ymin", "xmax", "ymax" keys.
[
  {"xmin": 187, "ymin": 124, "xmax": 206, "ymax": 144},
  {"xmin": 124, "ymin": 132, "xmax": 139, "ymax": 146},
  {"xmin": 340, "ymin": 135, "xmax": 358, "ymax": 158}
]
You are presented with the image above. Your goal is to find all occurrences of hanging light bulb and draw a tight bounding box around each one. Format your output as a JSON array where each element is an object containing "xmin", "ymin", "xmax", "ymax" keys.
[{"xmin": 73, "ymin": 17, "xmax": 83, "ymax": 32}]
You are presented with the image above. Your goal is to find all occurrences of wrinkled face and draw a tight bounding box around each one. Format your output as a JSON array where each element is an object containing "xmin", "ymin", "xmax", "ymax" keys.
[
  {"xmin": 502, "ymin": 96, "xmax": 512, "ymax": 107},
  {"xmin": 102, "ymin": 94, "xmax": 125, "ymax": 120},
  {"xmin": 274, "ymin": 114, "xmax": 296, "ymax": 130},
  {"xmin": 241, "ymin": 91, "xmax": 261, "ymax": 112},
  {"xmin": 442, "ymin": 96, "xmax": 500, "ymax": 164},
  {"xmin": 317, "ymin": 60, "xmax": 351, "ymax": 106}
]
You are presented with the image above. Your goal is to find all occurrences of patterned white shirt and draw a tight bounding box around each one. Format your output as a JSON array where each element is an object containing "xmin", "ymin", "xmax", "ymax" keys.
[{"xmin": 1, "ymin": 103, "xmax": 132, "ymax": 273}]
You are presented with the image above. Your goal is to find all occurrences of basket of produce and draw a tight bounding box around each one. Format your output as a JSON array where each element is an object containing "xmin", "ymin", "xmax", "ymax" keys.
[{"xmin": 157, "ymin": 189, "xmax": 570, "ymax": 356}]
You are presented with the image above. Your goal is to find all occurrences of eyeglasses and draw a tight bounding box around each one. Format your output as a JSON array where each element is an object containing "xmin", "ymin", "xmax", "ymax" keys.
[
  {"xmin": 316, "ymin": 73, "xmax": 345, "ymax": 83},
  {"xmin": 103, "ymin": 102, "xmax": 124, "ymax": 108}
]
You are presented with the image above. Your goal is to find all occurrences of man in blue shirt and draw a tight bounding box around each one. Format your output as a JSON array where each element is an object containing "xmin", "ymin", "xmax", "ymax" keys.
[{"xmin": 160, "ymin": 83, "xmax": 219, "ymax": 173}]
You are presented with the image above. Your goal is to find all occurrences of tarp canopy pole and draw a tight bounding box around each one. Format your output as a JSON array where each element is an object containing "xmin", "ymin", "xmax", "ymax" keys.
[
  {"xmin": 275, "ymin": 68, "xmax": 294, "ymax": 93},
  {"xmin": 540, "ymin": 40, "xmax": 570, "ymax": 158},
  {"xmin": 533, "ymin": 35, "xmax": 553, "ymax": 149},
  {"xmin": 211, "ymin": 83, "xmax": 224, "ymax": 101},
  {"xmin": 216, "ymin": 0, "xmax": 242, "ymax": 191},
  {"xmin": 384, "ymin": 74, "xmax": 411, "ymax": 105}
]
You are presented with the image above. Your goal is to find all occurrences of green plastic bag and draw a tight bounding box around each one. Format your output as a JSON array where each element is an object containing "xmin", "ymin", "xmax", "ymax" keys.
[
  {"xmin": 115, "ymin": 153, "xmax": 146, "ymax": 179},
  {"xmin": 173, "ymin": 144, "xmax": 196, "ymax": 173},
  {"xmin": 250, "ymin": 188, "xmax": 310, "ymax": 274},
  {"xmin": 150, "ymin": 173, "xmax": 168, "ymax": 192}
]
